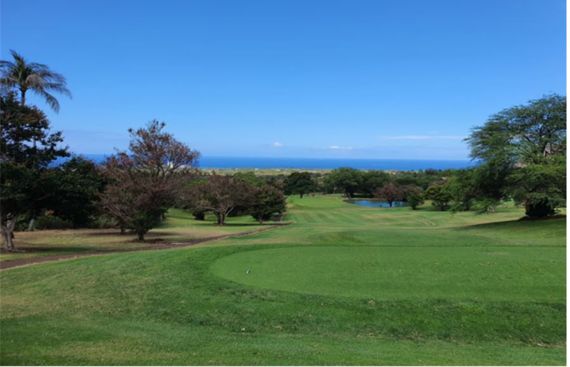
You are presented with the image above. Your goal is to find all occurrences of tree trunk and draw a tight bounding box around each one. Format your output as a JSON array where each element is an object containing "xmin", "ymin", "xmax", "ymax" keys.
[
  {"xmin": 20, "ymin": 88, "xmax": 26, "ymax": 106},
  {"xmin": 2, "ymin": 231, "xmax": 12, "ymax": 251},
  {"xmin": 216, "ymin": 213, "xmax": 225, "ymax": 225},
  {"xmin": 137, "ymin": 230, "xmax": 145, "ymax": 241},
  {"xmin": 1, "ymin": 218, "xmax": 17, "ymax": 251},
  {"xmin": 27, "ymin": 217, "xmax": 36, "ymax": 231}
]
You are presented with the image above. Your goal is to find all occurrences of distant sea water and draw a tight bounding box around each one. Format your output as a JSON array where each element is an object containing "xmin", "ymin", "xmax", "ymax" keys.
[
  {"xmin": 63, "ymin": 154, "xmax": 475, "ymax": 171},
  {"xmin": 200, "ymin": 156, "xmax": 475, "ymax": 170}
]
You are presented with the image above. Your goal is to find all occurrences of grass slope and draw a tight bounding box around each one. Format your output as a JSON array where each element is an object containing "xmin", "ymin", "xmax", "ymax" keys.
[{"xmin": 0, "ymin": 196, "xmax": 566, "ymax": 365}]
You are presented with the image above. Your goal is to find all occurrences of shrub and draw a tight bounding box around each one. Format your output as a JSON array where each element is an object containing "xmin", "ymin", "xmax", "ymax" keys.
[
  {"xmin": 250, "ymin": 185, "xmax": 286, "ymax": 223},
  {"xmin": 36, "ymin": 214, "xmax": 73, "ymax": 229},
  {"xmin": 402, "ymin": 185, "xmax": 424, "ymax": 210},
  {"xmin": 425, "ymin": 183, "xmax": 452, "ymax": 211},
  {"xmin": 192, "ymin": 210, "xmax": 206, "ymax": 220}
]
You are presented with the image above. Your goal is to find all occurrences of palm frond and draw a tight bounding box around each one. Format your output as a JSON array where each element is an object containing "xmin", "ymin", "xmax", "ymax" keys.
[
  {"xmin": 9, "ymin": 50, "xmax": 25, "ymax": 65},
  {"xmin": 28, "ymin": 62, "xmax": 50, "ymax": 71},
  {"xmin": 43, "ymin": 82, "xmax": 72, "ymax": 98},
  {"xmin": 0, "ymin": 60, "xmax": 15, "ymax": 70},
  {"xmin": 0, "ymin": 77, "xmax": 16, "ymax": 87},
  {"xmin": 38, "ymin": 89, "xmax": 61, "ymax": 112},
  {"xmin": 1, "ymin": 50, "xmax": 70, "ymax": 111}
]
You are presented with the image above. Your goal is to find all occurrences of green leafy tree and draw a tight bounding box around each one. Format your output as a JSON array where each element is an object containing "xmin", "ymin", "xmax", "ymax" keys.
[
  {"xmin": 250, "ymin": 184, "xmax": 287, "ymax": 223},
  {"xmin": 263, "ymin": 175, "xmax": 286, "ymax": 191},
  {"xmin": 446, "ymin": 170, "xmax": 478, "ymax": 211},
  {"xmin": 468, "ymin": 95, "xmax": 565, "ymax": 165},
  {"xmin": 0, "ymin": 93, "xmax": 68, "ymax": 250},
  {"xmin": 285, "ymin": 172, "xmax": 316, "ymax": 198},
  {"xmin": 233, "ymin": 171, "xmax": 263, "ymax": 186},
  {"xmin": 394, "ymin": 170, "xmax": 446, "ymax": 190},
  {"xmin": 325, "ymin": 168, "xmax": 362, "ymax": 198},
  {"xmin": 467, "ymin": 94, "xmax": 566, "ymax": 217},
  {"xmin": 425, "ymin": 183, "xmax": 452, "ymax": 211},
  {"xmin": 0, "ymin": 50, "xmax": 71, "ymax": 112},
  {"xmin": 508, "ymin": 156, "xmax": 566, "ymax": 217},
  {"xmin": 469, "ymin": 163, "xmax": 510, "ymax": 212},
  {"xmin": 402, "ymin": 185, "xmax": 424, "ymax": 210},
  {"xmin": 228, "ymin": 172, "xmax": 266, "ymax": 216},
  {"xmin": 360, "ymin": 171, "xmax": 391, "ymax": 196},
  {"xmin": 46, "ymin": 157, "xmax": 107, "ymax": 227}
]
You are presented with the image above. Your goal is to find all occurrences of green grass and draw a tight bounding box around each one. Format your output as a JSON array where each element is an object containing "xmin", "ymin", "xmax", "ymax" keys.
[
  {"xmin": 0, "ymin": 195, "xmax": 566, "ymax": 365},
  {"xmin": 211, "ymin": 245, "xmax": 564, "ymax": 302}
]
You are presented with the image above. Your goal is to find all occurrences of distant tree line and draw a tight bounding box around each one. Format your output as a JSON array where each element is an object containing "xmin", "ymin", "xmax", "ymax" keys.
[
  {"xmin": 278, "ymin": 95, "xmax": 566, "ymax": 217},
  {"xmin": 0, "ymin": 51, "xmax": 566, "ymax": 250}
]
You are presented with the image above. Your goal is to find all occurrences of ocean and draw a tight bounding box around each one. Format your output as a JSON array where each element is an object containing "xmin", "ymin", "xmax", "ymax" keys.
[
  {"xmin": 199, "ymin": 156, "xmax": 474, "ymax": 170},
  {"xmin": 64, "ymin": 154, "xmax": 475, "ymax": 171}
]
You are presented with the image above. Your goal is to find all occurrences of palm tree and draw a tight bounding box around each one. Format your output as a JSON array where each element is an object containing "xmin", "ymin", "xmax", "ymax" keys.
[{"xmin": 0, "ymin": 50, "xmax": 71, "ymax": 112}]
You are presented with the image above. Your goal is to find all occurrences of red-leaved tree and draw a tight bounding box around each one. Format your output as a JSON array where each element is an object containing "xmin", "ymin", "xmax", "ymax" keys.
[{"xmin": 100, "ymin": 120, "xmax": 199, "ymax": 240}]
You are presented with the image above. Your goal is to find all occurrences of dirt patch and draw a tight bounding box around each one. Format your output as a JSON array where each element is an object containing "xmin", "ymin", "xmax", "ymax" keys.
[{"xmin": 0, "ymin": 224, "xmax": 287, "ymax": 271}]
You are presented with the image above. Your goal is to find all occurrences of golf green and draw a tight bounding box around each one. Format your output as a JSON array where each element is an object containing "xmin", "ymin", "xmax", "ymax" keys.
[{"xmin": 211, "ymin": 245, "xmax": 564, "ymax": 302}]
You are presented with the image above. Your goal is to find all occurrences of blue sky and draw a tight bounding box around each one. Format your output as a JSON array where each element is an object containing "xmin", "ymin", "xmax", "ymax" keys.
[{"xmin": 1, "ymin": 0, "xmax": 566, "ymax": 159}]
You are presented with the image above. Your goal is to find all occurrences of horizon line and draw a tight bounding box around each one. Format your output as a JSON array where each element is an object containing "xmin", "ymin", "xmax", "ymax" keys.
[{"xmin": 70, "ymin": 153, "xmax": 473, "ymax": 162}]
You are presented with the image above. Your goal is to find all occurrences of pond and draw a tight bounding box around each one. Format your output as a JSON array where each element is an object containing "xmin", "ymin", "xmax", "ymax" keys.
[{"xmin": 348, "ymin": 199, "xmax": 407, "ymax": 208}]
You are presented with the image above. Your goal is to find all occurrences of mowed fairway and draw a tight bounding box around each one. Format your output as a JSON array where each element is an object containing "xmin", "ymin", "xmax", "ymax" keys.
[{"xmin": 0, "ymin": 195, "xmax": 566, "ymax": 365}]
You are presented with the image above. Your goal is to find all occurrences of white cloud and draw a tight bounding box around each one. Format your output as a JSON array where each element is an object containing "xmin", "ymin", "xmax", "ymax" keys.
[
  {"xmin": 328, "ymin": 145, "xmax": 353, "ymax": 150},
  {"xmin": 272, "ymin": 141, "xmax": 284, "ymax": 147},
  {"xmin": 379, "ymin": 135, "xmax": 466, "ymax": 141}
]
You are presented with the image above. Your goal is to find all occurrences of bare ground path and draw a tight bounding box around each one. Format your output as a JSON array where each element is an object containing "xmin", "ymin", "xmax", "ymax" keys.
[{"xmin": 0, "ymin": 224, "xmax": 286, "ymax": 271}]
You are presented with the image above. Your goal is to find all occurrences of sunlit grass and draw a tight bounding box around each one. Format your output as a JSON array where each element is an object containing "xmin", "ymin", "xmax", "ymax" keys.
[{"xmin": 0, "ymin": 195, "xmax": 565, "ymax": 365}]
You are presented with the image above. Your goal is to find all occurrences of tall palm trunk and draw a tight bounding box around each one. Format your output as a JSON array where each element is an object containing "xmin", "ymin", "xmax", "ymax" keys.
[{"xmin": 20, "ymin": 88, "xmax": 26, "ymax": 106}]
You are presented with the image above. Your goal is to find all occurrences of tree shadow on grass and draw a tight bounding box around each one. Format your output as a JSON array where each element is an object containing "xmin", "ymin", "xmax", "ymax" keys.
[
  {"xmin": 216, "ymin": 223, "xmax": 267, "ymax": 227},
  {"xmin": 84, "ymin": 230, "xmax": 179, "ymax": 237},
  {"xmin": 457, "ymin": 215, "xmax": 565, "ymax": 231},
  {"xmin": 0, "ymin": 246, "xmax": 91, "ymax": 254},
  {"xmin": 218, "ymin": 221, "xmax": 291, "ymax": 227}
]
